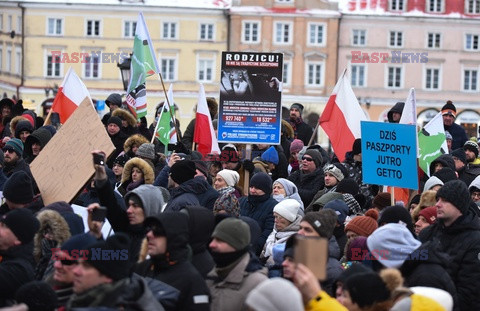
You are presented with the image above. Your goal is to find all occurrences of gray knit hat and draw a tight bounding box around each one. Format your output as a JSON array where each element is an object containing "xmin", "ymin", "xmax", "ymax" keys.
[
  {"xmin": 136, "ymin": 143, "xmax": 156, "ymax": 160},
  {"xmin": 212, "ymin": 218, "xmax": 250, "ymax": 250},
  {"xmin": 303, "ymin": 149, "xmax": 322, "ymax": 168}
]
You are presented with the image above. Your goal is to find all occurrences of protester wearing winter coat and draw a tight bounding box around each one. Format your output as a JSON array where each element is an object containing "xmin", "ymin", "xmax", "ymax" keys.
[
  {"xmin": 134, "ymin": 212, "xmax": 211, "ymax": 311},
  {"xmin": 419, "ymin": 180, "xmax": 480, "ymax": 310},
  {"xmin": 239, "ymin": 172, "xmax": 277, "ymax": 255},
  {"xmin": 116, "ymin": 157, "xmax": 155, "ymax": 196}
]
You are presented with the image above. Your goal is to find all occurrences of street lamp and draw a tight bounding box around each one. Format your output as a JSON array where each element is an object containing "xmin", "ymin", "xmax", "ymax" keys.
[
  {"xmin": 44, "ymin": 84, "xmax": 59, "ymax": 98},
  {"xmin": 117, "ymin": 55, "xmax": 131, "ymax": 92}
]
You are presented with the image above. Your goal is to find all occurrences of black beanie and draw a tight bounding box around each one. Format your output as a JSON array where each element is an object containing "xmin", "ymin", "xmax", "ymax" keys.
[
  {"xmin": 433, "ymin": 167, "xmax": 457, "ymax": 183},
  {"xmin": 3, "ymin": 171, "xmax": 34, "ymax": 204},
  {"xmin": 170, "ymin": 160, "xmax": 196, "ymax": 184},
  {"xmin": 336, "ymin": 178, "xmax": 360, "ymax": 195},
  {"xmin": 15, "ymin": 281, "xmax": 58, "ymax": 311},
  {"xmin": 436, "ymin": 179, "xmax": 470, "ymax": 214},
  {"xmin": 463, "ymin": 140, "xmax": 479, "ymax": 158},
  {"xmin": 107, "ymin": 116, "xmax": 122, "ymax": 128},
  {"xmin": 451, "ymin": 148, "xmax": 467, "ymax": 165},
  {"xmin": 377, "ymin": 205, "xmax": 415, "ymax": 235},
  {"xmin": 352, "ymin": 138, "xmax": 362, "ymax": 155},
  {"xmin": 15, "ymin": 120, "xmax": 34, "ymax": 138},
  {"xmin": 441, "ymin": 100, "xmax": 456, "ymax": 118},
  {"xmin": 345, "ymin": 272, "xmax": 391, "ymax": 308},
  {"xmin": 249, "ymin": 172, "xmax": 272, "ymax": 195},
  {"xmin": 1, "ymin": 208, "xmax": 40, "ymax": 244},
  {"xmin": 85, "ymin": 233, "xmax": 132, "ymax": 281}
]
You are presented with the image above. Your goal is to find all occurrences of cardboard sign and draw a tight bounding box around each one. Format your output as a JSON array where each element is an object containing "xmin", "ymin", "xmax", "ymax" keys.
[
  {"xmin": 218, "ymin": 51, "xmax": 283, "ymax": 144},
  {"xmin": 31, "ymin": 98, "xmax": 115, "ymax": 205},
  {"xmin": 294, "ymin": 236, "xmax": 328, "ymax": 281},
  {"xmin": 361, "ymin": 121, "xmax": 418, "ymax": 190}
]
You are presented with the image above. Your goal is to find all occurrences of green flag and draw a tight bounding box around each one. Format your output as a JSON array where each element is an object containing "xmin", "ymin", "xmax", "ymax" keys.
[
  {"xmin": 125, "ymin": 12, "xmax": 159, "ymax": 119},
  {"xmin": 418, "ymin": 112, "xmax": 448, "ymax": 176},
  {"xmin": 154, "ymin": 84, "xmax": 177, "ymax": 146}
]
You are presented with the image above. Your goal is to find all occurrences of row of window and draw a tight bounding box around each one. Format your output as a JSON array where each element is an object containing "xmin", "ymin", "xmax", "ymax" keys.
[
  {"xmin": 47, "ymin": 18, "xmax": 216, "ymax": 41},
  {"xmin": 352, "ymin": 29, "xmax": 479, "ymax": 51},
  {"xmin": 243, "ymin": 21, "xmax": 326, "ymax": 45},
  {"xmin": 350, "ymin": 64, "xmax": 479, "ymax": 91},
  {"xmin": 388, "ymin": 0, "xmax": 480, "ymax": 14},
  {"xmin": 0, "ymin": 14, "xmax": 22, "ymax": 34}
]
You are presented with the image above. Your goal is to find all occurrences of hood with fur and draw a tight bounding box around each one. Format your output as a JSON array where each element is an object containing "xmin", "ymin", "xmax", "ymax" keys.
[
  {"xmin": 123, "ymin": 134, "xmax": 149, "ymax": 154},
  {"xmin": 112, "ymin": 108, "xmax": 137, "ymax": 127},
  {"xmin": 121, "ymin": 157, "xmax": 154, "ymax": 184},
  {"xmin": 34, "ymin": 210, "xmax": 71, "ymax": 261}
]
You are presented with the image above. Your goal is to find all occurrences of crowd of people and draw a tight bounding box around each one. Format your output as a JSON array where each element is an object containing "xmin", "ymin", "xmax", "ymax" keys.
[{"xmin": 0, "ymin": 94, "xmax": 478, "ymax": 311}]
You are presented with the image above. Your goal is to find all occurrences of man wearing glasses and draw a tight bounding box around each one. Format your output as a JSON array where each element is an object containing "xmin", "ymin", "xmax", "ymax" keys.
[
  {"xmin": 50, "ymin": 233, "xmax": 96, "ymax": 308},
  {"xmin": 288, "ymin": 149, "xmax": 325, "ymax": 207}
]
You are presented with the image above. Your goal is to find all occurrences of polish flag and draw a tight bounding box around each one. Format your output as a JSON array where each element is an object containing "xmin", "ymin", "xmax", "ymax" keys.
[
  {"xmin": 51, "ymin": 67, "xmax": 92, "ymax": 124},
  {"xmin": 319, "ymin": 69, "xmax": 368, "ymax": 162},
  {"xmin": 194, "ymin": 84, "xmax": 220, "ymax": 156}
]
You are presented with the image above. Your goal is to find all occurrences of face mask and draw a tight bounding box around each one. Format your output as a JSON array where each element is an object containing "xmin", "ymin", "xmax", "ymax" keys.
[{"xmin": 272, "ymin": 194, "xmax": 285, "ymax": 201}]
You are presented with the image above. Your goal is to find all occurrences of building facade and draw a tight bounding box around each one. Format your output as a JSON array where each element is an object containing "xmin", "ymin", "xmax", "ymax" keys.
[{"xmin": 339, "ymin": 0, "xmax": 480, "ymax": 137}]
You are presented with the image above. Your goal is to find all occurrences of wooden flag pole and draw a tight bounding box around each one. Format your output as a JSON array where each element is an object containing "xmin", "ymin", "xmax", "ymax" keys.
[
  {"xmin": 43, "ymin": 108, "xmax": 54, "ymax": 126},
  {"xmin": 150, "ymin": 105, "xmax": 163, "ymax": 144},
  {"xmin": 157, "ymin": 73, "xmax": 181, "ymax": 141},
  {"xmin": 308, "ymin": 122, "xmax": 320, "ymax": 147}
]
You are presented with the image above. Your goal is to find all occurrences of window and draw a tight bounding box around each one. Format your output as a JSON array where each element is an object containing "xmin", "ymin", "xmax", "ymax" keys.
[
  {"xmin": 351, "ymin": 65, "xmax": 366, "ymax": 87},
  {"xmin": 427, "ymin": 32, "xmax": 441, "ymax": 48},
  {"xmin": 16, "ymin": 16, "xmax": 21, "ymax": 33},
  {"xmin": 387, "ymin": 66, "xmax": 402, "ymax": 88},
  {"xmin": 308, "ymin": 23, "xmax": 325, "ymax": 46},
  {"xmin": 46, "ymin": 53, "xmax": 61, "ymax": 77},
  {"xmin": 242, "ymin": 21, "xmax": 260, "ymax": 43},
  {"xmin": 0, "ymin": 14, "xmax": 3, "ymax": 31},
  {"xmin": 282, "ymin": 60, "xmax": 291, "ymax": 85},
  {"xmin": 198, "ymin": 59, "xmax": 214, "ymax": 82},
  {"xmin": 306, "ymin": 62, "xmax": 324, "ymax": 87},
  {"xmin": 47, "ymin": 18, "xmax": 63, "ymax": 35},
  {"xmin": 276, "ymin": 0, "xmax": 294, "ymax": 2},
  {"xmin": 389, "ymin": 31, "xmax": 403, "ymax": 47},
  {"xmin": 274, "ymin": 22, "xmax": 292, "ymax": 44},
  {"xmin": 86, "ymin": 20, "xmax": 101, "ymax": 37},
  {"xmin": 463, "ymin": 69, "xmax": 478, "ymax": 91},
  {"xmin": 465, "ymin": 34, "xmax": 479, "ymax": 50},
  {"xmin": 389, "ymin": 0, "xmax": 405, "ymax": 11},
  {"xmin": 352, "ymin": 29, "xmax": 366, "ymax": 46},
  {"xmin": 6, "ymin": 48, "xmax": 11, "ymax": 72},
  {"xmin": 425, "ymin": 68, "xmax": 440, "ymax": 90},
  {"xmin": 162, "ymin": 22, "xmax": 177, "ymax": 40},
  {"xmin": 161, "ymin": 58, "xmax": 176, "ymax": 81},
  {"xmin": 427, "ymin": 0, "xmax": 443, "ymax": 12},
  {"xmin": 466, "ymin": 0, "xmax": 480, "ymax": 14},
  {"xmin": 0, "ymin": 48, "xmax": 2, "ymax": 71},
  {"xmin": 124, "ymin": 21, "xmax": 136, "ymax": 38},
  {"xmin": 200, "ymin": 23, "xmax": 214, "ymax": 40},
  {"xmin": 7, "ymin": 15, "xmax": 12, "ymax": 32},
  {"xmin": 84, "ymin": 55, "xmax": 100, "ymax": 79},
  {"xmin": 15, "ymin": 48, "xmax": 20, "ymax": 75}
]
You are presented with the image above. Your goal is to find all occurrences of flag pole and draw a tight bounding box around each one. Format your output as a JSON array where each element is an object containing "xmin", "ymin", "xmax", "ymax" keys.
[
  {"xmin": 43, "ymin": 108, "xmax": 54, "ymax": 126},
  {"xmin": 307, "ymin": 123, "xmax": 319, "ymax": 146},
  {"xmin": 150, "ymin": 103, "xmax": 164, "ymax": 144},
  {"xmin": 157, "ymin": 73, "xmax": 181, "ymax": 141}
]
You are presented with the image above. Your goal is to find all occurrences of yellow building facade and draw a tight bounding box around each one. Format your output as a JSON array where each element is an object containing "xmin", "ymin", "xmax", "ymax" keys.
[{"xmin": 0, "ymin": 0, "xmax": 229, "ymax": 131}]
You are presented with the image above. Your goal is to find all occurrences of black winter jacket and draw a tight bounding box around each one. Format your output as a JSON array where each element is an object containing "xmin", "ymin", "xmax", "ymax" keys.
[{"xmin": 288, "ymin": 167, "xmax": 325, "ymax": 207}]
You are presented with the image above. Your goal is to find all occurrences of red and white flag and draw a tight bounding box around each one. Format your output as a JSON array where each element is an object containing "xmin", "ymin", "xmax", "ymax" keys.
[
  {"xmin": 319, "ymin": 69, "xmax": 368, "ymax": 162},
  {"xmin": 51, "ymin": 67, "xmax": 92, "ymax": 124},
  {"xmin": 194, "ymin": 84, "xmax": 220, "ymax": 156}
]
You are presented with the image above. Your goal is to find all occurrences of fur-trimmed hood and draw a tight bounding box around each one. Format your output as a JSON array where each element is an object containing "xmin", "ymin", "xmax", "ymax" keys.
[
  {"xmin": 123, "ymin": 134, "xmax": 149, "ymax": 154},
  {"xmin": 121, "ymin": 157, "xmax": 155, "ymax": 184},
  {"xmin": 113, "ymin": 108, "xmax": 137, "ymax": 127},
  {"xmin": 34, "ymin": 210, "xmax": 71, "ymax": 261},
  {"xmin": 412, "ymin": 190, "xmax": 437, "ymax": 221},
  {"xmin": 9, "ymin": 115, "xmax": 29, "ymax": 138},
  {"xmin": 281, "ymin": 119, "xmax": 294, "ymax": 139}
]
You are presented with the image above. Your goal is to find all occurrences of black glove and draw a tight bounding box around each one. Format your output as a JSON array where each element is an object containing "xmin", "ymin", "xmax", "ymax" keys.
[
  {"xmin": 174, "ymin": 141, "xmax": 190, "ymax": 155},
  {"xmin": 243, "ymin": 159, "xmax": 255, "ymax": 174}
]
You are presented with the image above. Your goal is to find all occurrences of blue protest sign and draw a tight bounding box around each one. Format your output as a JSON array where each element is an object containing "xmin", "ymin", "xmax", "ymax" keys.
[{"xmin": 361, "ymin": 121, "xmax": 418, "ymax": 189}]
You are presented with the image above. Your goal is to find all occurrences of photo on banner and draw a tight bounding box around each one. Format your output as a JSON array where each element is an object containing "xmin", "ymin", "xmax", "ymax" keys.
[{"xmin": 217, "ymin": 51, "xmax": 283, "ymax": 145}]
